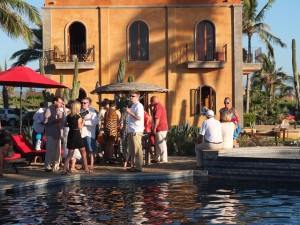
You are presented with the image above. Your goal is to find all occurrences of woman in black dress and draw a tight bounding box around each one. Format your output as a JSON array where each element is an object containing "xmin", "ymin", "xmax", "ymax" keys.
[{"xmin": 62, "ymin": 101, "xmax": 90, "ymax": 174}]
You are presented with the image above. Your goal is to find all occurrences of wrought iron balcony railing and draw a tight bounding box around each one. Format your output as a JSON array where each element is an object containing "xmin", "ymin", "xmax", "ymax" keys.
[
  {"xmin": 243, "ymin": 47, "xmax": 262, "ymax": 63},
  {"xmin": 170, "ymin": 44, "xmax": 227, "ymax": 67},
  {"xmin": 43, "ymin": 45, "xmax": 95, "ymax": 65}
]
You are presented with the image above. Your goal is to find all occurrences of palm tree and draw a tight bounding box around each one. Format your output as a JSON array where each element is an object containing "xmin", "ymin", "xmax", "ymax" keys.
[
  {"xmin": 0, "ymin": 0, "xmax": 41, "ymax": 45},
  {"xmin": 260, "ymin": 52, "xmax": 292, "ymax": 101},
  {"xmin": 10, "ymin": 26, "xmax": 42, "ymax": 67},
  {"xmin": 0, "ymin": 62, "xmax": 15, "ymax": 108},
  {"xmin": 242, "ymin": 0, "xmax": 286, "ymax": 113},
  {"xmin": 250, "ymin": 52, "xmax": 293, "ymax": 124}
]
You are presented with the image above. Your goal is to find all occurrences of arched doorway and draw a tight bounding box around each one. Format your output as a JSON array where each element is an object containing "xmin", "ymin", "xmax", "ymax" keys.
[{"xmin": 68, "ymin": 22, "xmax": 87, "ymax": 57}]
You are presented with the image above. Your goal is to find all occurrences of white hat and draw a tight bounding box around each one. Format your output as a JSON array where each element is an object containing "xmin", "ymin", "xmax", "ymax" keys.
[{"xmin": 206, "ymin": 110, "xmax": 215, "ymax": 118}]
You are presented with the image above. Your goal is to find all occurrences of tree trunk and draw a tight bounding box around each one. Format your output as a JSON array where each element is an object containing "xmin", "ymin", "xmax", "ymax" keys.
[
  {"xmin": 245, "ymin": 35, "xmax": 252, "ymax": 113},
  {"xmin": 292, "ymin": 39, "xmax": 300, "ymax": 119},
  {"xmin": 2, "ymin": 86, "xmax": 9, "ymax": 108},
  {"xmin": 246, "ymin": 74, "xmax": 250, "ymax": 113}
]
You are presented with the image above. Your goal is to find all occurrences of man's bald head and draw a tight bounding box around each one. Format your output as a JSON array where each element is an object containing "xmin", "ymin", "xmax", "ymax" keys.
[{"xmin": 150, "ymin": 96, "xmax": 159, "ymax": 104}]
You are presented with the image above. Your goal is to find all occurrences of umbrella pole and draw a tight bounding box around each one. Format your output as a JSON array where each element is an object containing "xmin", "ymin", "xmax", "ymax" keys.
[{"xmin": 19, "ymin": 87, "xmax": 22, "ymax": 134}]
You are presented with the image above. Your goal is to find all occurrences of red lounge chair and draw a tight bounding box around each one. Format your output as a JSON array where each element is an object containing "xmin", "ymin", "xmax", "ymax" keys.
[
  {"xmin": 11, "ymin": 134, "xmax": 46, "ymax": 164},
  {"xmin": 4, "ymin": 153, "xmax": 27, "ymax": 174}
]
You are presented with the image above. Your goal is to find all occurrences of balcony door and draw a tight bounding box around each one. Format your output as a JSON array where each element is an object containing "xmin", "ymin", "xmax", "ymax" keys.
[
  {"xmin": 68, "ymin": 22, "xmax": 87, "ymax": 57},
  {"xmin": 196, "ymin": 20, "xmax": 215, "ymax": 61}
]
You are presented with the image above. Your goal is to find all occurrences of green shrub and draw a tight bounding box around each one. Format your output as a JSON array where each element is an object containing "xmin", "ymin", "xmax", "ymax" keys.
[
  {"xmin": 243, "ymin": 113, "xmax": 256, "ymax": 127},
  {"xmin": 167, "ymin": 122, "xmax": 198, "ymax": 156},
  {"xmin": 238, "ymin": 134, "xmax": 276, "ymax": 147}
]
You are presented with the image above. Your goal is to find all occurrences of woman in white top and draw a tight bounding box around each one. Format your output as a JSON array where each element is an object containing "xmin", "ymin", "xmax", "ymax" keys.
[{"xmin": 220, "ymin": 110, "xmax": 236, "ymax": 149}]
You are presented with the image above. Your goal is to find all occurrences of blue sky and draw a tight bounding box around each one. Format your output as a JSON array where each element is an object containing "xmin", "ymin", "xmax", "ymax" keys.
[{"xmin": 0, "ymin": 0, "xmax": 299, "ymax": 77}]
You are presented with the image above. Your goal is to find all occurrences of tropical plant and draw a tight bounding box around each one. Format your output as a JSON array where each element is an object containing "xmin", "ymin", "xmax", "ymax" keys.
[
  {"xmin": 0, "ymin": 0, "xmax": 41, "ymax": 45},
  {"xmin": 59, "ymin": 58, "xmax": 80, "ymax": 102},
  {"xmin": 259, "ymin": 52, "xmax": 293, "ymax": 101},
  {"xmin": 243, "ymin": 113, "xmax": 256, "ymax": 127},
  {"xmin": 0, "ymin": 62, "xmax": 15, "ymax": 108},
  {"xmin": 10, "ymin": 26, "xmax": 42, "ymax": 67},
  {"xmin": 117, "ymin": 59, "xmax": 126, "ymax": 83},
  {"xmin": 40, "ymin": 58, "xmax": 54, "ymax": 104},
  {"xmin": 166, "ymin": 122, "xmax": 198, "ymax": 156},
  {"xmin": 248, "ymin": 50, "xmax": 293, "ymax": 124},
  {"xmin": 242, "ymin": 0, "xmax": 286, "ymax": 113}
]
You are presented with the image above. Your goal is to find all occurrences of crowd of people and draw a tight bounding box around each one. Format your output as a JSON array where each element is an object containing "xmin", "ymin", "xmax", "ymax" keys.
[
  {"xmin": 28, "ymin": 91, "xmax": 169, "ymax": 174},
  {"xmin": 0, "ymin": 93, "xmax": 243, "ymax": 177}
]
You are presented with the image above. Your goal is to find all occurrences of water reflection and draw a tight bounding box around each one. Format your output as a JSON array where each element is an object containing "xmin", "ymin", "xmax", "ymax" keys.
[{"xmin": 1, "ymin": 178, "xmax": 300, "ymax": 224}]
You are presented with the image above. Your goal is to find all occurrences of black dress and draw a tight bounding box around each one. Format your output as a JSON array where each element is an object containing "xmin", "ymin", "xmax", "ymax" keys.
[{"xmin": 67, "ymin": 114, "xmax": 85, "ymax": 149}]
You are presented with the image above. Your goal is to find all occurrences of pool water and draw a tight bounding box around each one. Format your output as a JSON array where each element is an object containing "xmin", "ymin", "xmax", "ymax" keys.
[{"xmin": 1, "ymin": 178, "xmax": 300, "ymax": 224}]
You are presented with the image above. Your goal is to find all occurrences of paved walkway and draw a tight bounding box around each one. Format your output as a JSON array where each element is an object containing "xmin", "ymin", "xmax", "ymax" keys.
[{"xmin": 0, "ymin": 156, "xmax": 207, "ymax": 194}]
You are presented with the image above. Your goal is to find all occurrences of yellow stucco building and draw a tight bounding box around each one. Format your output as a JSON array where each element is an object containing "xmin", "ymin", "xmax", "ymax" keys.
[{"xmin": 42, "ymin": 0, "xmax": 244, "ymax": 127}]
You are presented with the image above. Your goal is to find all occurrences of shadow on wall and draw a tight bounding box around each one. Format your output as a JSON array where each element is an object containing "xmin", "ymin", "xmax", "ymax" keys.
[{"xmin": 179, "ymin": 99, "xmax": 187, "ymax": 124}]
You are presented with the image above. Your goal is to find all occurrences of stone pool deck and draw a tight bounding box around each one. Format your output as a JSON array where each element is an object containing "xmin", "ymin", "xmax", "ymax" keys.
[
  {"xmin": 0, "ymin": 156, "xmax": 207, "ymax": 194},
  {"xmin": 2, "ymin": 146, "xmax": 300, "ymax": 194}
]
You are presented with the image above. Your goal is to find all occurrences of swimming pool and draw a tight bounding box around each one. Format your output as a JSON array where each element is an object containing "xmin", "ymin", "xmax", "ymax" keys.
[{"xmin": 1, "ymin": 177, "xmax": 300, "ymax": 224}]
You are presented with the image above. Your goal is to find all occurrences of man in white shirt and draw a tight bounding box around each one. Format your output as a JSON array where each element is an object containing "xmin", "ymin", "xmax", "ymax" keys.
[
  {"xmin": 81, "ymin": 97, "xmax": 99, "ymax": 172},
  {"xmin": 195, "ymin": 110, "xmax": 223, "ymax": 170},
  {"xmin": 126, "ymin": 91, "xmax": 144, "ymax": 172}
]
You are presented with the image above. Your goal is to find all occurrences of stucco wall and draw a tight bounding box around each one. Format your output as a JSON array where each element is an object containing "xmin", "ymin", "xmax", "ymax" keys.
[{"xmin": 43, "ymin": 0, "xmax": 242, "ymax": 127}]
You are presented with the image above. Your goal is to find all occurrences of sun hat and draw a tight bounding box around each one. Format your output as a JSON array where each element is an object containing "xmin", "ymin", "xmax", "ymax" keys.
[{"xmin": 206, "ymin": 110, "xmax": 215, "ymax": 118}]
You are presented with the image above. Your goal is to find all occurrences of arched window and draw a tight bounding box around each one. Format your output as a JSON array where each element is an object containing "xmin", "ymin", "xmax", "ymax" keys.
[
  {"xmin": 128, "ymin": 21, "xmax": 149, "ymax": 61},
  {"xmin": 191, "ymin": 85, "xmax": 216, "ymax": 116},
  {"xmin": 195, "ymin": 20, "xmax": 215, "ymax": 61}
]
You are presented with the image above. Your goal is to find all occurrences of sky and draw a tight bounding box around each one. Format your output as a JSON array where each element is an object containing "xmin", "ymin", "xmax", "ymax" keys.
[{"xmin": 0, "ymin": 0, "xmax": 299, "ymax": 77}]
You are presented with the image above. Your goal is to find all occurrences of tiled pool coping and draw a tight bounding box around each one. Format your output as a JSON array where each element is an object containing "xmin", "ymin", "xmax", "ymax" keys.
[{"xmin": 203, "ymin": 146, "xmax": 300, "ymax": 181}]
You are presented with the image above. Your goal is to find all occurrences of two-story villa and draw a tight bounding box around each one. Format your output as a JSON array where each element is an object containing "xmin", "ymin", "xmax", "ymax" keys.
[{"xmin": 42, "ymin": 0, "xmax": 244, "ymax": 126}]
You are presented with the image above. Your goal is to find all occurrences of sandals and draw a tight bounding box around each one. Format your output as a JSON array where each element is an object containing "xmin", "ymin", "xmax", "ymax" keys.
[{"xmin": 68, "ymin": 168, "xmax": 79, "ymax": 173}]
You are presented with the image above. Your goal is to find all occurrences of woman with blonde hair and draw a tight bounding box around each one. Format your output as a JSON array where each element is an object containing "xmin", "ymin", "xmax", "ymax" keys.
[
  {"xmin": 220, "ymin": 110, "xmax": 236, "ymax": 149},
  {"xmin": 219, "ymin": 97, "xmax": 241, "ymax": 147},
  {"xmin": 62, "ymin": 101, "xmax": 90, "ymax": 174}
]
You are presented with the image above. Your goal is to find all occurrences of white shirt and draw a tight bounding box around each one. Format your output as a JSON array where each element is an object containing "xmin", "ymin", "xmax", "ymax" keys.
[
  {"xmin": 32, "ymin": 107, "xmax": 46, "ymax": 134},
  {"xmin": 221, "ymin": 122, "xmax": 235, "ymax": 149},
  {"xmin": 199, "ymin": 117, "xmax": 223, "ymax": 143},
  {"xmin": 81, "ymin": 107, "xmax": 99, "ymax": 139},
  {"xmin": 128, "ymin": 101, "xmax": 144, "ymax": 133}
]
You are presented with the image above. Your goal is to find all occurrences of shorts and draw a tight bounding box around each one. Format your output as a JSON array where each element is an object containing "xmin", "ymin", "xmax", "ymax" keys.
[{"xmin": 83, "ymin": 136, "xmax": 97, "ymax": 152}]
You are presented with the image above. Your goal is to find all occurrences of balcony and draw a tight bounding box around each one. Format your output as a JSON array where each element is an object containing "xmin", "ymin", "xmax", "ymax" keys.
[
  {"xmin": 43, "ymin": 45, "xmax": 95, "ymax": 70},
  {"xmin": 243, "ymin": 47, "xmax": 263, "ymax": 74},
  {"xmin": 176, "ymin": 44, "xmax": 227, "ymax": 69}
]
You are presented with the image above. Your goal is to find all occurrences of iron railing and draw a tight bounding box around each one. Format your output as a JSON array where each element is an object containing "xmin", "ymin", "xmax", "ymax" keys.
[
  {"xmin": 170, "ymin": 44, "xmax": 227, "ymax": 64},
  {"xmin": 243, "ymin": 47, "xmax": 262, "ymax": 63},
  {"xmin": 43, "ymin": 45, "xmax": 95, "ymax": 65}
]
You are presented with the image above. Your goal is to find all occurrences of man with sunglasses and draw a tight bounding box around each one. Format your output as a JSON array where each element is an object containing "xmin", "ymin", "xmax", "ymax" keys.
[
  {"xmin": 125, "ymin": 91, "xmax": 144, "ymax": 172},
  {"xmin": 80, "ymin": 97, "xmax": 99, "ymax": 172}
]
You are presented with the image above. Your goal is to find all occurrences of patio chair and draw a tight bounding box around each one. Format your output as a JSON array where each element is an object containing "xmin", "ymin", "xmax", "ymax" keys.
[
  {"xmin": 54, "ymin": 46, "xmax": 67, "ymax": 62},
  {"xmin": 11, "ymin": 134, "xmax": 47, "ymax": 165},
  {"xmin": 4, "ymin": 153, "xmax": 27, "ymax": 174},
  {"xmin": 82, "ymin": 47, "xmax": 93, "ymax": 62}
]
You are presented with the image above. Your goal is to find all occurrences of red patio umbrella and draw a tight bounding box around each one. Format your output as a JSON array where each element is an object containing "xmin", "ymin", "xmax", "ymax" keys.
[{"xmin": 0, "ymin": 66, "xmax": 67, "ymax": 133}]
